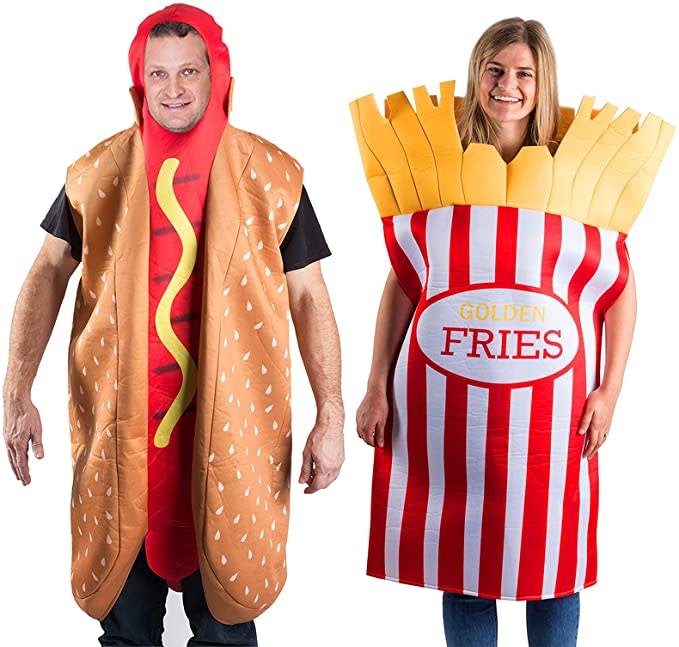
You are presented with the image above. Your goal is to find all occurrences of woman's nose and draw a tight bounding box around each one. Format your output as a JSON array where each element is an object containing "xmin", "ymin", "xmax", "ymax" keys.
[{"xmin": 497, "ymin": 73, "xmax": 519, "ymax": 91}]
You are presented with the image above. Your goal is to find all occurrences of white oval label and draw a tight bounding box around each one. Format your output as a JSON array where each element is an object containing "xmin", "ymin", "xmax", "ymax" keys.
[{"xmin": 416, "ymin": 288, "xmax": 579, "ymax": 385}]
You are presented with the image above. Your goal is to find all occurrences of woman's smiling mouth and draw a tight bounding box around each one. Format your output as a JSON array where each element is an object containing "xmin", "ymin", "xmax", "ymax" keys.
[{"xmin": 491, "ymin": 94, "xmax": 522, "ymax": 104}]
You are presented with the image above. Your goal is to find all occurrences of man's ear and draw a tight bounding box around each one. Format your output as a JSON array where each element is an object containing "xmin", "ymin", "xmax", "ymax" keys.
[
  {"xmin": 226, "ymin": 77, "xmax": 235, "ymax": 117},
  {"xmin": 129, "ymin": 86, "xmax": 144, "ymax": 125}
]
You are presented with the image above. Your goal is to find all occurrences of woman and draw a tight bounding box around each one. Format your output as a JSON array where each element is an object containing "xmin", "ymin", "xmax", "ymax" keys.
[{"xmin": 351, "ymin": 17, "xmax": 673, "ymax": 647}]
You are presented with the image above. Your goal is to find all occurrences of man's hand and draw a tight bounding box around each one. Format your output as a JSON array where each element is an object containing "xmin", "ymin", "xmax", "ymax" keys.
[
  {"xmin": 577, "ymin": 385, "xmax": 619, "ymax": 460},
  {"xmin": 298, "ymin": 401, "xmax": 345, "ymax": 494},
  {"xmin": 3, "ymin": 396, "xmax": 44, "ymax": 486}
]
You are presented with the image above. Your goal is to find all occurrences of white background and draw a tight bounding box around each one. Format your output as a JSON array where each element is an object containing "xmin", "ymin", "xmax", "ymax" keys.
[{"xmin": 1, "ymin": 1, "xmax": 677, "ymax": 645}]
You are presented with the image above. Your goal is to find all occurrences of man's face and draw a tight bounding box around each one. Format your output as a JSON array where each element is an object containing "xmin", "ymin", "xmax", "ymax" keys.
[{"xmin": 144, "ymin": 32, "xmax": 211, "ymax": 133}]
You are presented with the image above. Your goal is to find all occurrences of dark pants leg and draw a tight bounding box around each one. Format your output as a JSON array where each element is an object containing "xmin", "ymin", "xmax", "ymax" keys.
[
  {"xmin": 98, "ymin": 542, "xmax": 168, "ymax": 646},
  {"xmin": 526, "ymin": 592, "xmax": 580, "ymax": 647},
  {"xmin": 442, "ymin": 592, "xmax": 498, "ymax": 647},
  {"xmin": 442, "ymin": 590, "xmax": 580, "ymax": 647},
  {"xmin": 180, "ymin": 569, "xmax": 257, "ymax": 646}
]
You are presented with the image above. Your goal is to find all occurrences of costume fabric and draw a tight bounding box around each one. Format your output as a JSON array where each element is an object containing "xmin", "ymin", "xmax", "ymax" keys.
[
  {"xmin": 350, "ymin": 81, "xmax": 673, "ymax": 600},
  {"xmin": 64, "ymin": 3, "xmax": 303, "ymax": 624}
]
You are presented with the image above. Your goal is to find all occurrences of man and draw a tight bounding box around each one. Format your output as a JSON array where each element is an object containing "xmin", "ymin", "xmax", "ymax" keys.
[{"xmin": 2, "ymin": 4, "xmax": 344, "ymax": 645}]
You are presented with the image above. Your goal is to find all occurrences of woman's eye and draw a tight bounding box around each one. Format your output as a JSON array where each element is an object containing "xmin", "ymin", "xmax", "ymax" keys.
[{"xmin": 488, "ymin": 67, "xmax": 503, "ymax": 76}]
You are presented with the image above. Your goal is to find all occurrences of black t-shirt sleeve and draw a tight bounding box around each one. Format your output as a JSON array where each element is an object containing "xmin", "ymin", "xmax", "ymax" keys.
[
  {"xmin": 280, "ymin": 185, "xmax": 331, "ymax": 272},
  {"xmin": 39, "ymin": 183, "xmax": 328, "ymax": 270},
  {"xmin": 40, "ymin": 185, "xmax": 82, "ymax": 262}
]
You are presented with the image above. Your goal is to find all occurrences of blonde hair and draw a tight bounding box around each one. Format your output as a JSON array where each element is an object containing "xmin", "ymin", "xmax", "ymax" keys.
[{"xmin": 458, "ymin": 17, "xmax": 560, "ymax": 154}]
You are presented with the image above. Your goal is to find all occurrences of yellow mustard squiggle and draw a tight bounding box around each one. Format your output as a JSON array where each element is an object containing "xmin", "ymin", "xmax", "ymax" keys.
[{"xmin": 153, "ymin": 157, "xmax": 198, "ymax": 449}]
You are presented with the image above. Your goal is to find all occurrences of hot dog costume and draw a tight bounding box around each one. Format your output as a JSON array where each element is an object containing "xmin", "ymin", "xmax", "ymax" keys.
[
  {"xmin": 350, "ymin": 81, "xmax": 673, "ymax": 600},
  {"xmin": 65, "ymin": 4, "xmax": 302, "ymax": 623}
]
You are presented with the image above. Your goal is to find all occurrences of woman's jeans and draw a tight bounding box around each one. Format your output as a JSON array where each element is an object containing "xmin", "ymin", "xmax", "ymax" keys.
[
  {"xmin": 98, "ymin": 540, "xmax": 258, "ymax": 646},
  {"xmin": 443, "ymin": 591, "xmax": 579, "ymax": 647}
]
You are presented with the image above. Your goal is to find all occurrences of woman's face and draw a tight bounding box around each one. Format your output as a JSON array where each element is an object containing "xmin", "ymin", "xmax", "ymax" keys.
[{"xmin": 478, "ymin": 42, "xmax": 537, "ymax": 128}]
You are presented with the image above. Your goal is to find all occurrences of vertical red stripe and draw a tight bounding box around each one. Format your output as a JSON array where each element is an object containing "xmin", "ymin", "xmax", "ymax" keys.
[
  {"xmin": 410, "ymin": 210, "xmax": 430, "ymax": 278},
  {"xmin": 555, "ymin": 225, "xmax": 601, "ymax": 595},
  {"xmin": 450, "ymin": 205, "xmax": 471, "ymax": 288},
  {"xmin": 477, "ymin": 385, "xmax": 511, "ymax": 595},
  {"xmin": 542, "ymin": 213, "xmax": 564, "ymax": 295},
  {"xmin": 396, "ymin": 210, "xmax": 430, "ymax": 586},
  {"xmin": 398, "ymin": 337, "xmax": 429, "ymax": 586},
  {"xmin": 584, "ymin": 453, "xmax": 599, "ymax": 586},
  {"xmin": 383, "ymin": 216, "xmax": 423, "ymax": 305},
  {"xmin": 438, "ymin": 205, "xmax": 471, "ymax": 591},
  {"xmin": 595, "ymin": 234, "xmax": 630, "ymax": 316},
  {"xmin": 495, "ymin": 207, "xmax": 519, "ymax": 284},
  {"xmin": 438, "ymin": 377, "xmax": 468, "ymax": 591},
  {"xmin": 515, "ymin": 378, "xmax": 553, "ymax": 598},
  {"xmin": 566, "ymin": 225, "xmax": 602, "ymax": 306},
  {"xmin": 366, "ymin": 369, "xmax": 395, "ymax": 579}
]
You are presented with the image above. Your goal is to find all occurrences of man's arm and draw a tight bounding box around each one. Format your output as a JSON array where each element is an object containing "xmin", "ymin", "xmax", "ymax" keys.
[
  {"xmin": 3, "ymin": 234, "xmax": 79, "ymax": 485},
  {"xmin": 286, "ymin": 261, "xmax": 344, "ymax": 494}
]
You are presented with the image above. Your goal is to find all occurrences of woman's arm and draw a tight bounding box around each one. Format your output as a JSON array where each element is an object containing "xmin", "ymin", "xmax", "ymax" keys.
[
  {"xmin": 578, "ymin": 261, "xmax": 637, "ymax": 459},
  {"xmin": 356, "ymin": 269, "xmax": 416, "ymax": 447},
  {"xmin": 600, "ymin": 263, "xmax": 637, "ymax": 394}
]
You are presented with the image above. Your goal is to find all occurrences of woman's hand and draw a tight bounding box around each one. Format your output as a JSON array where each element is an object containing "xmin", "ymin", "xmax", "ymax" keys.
[
  {"xmin": 356, "ymin": 270, "xmax": 414, "ymax": 450},
  {"xmin": 578, "ymin": 259, "xmax": 636, "ymax": 460},
  {"xmin": 356, "ymin": 388, "xmax": 389, "ymax": 448},
  {"xmin": 577, "ymin": 385, "xmax": 620, "ymax": 460}
]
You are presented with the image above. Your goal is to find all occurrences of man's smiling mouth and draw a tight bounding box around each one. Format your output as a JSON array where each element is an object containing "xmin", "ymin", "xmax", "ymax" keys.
[{"xmin": 162, "ymin": 101, "xmax": 191, "ymax": 109}]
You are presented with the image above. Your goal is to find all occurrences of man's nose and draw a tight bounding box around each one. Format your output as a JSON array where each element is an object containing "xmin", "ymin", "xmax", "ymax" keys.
[{"xmin": 165, "ymin": 75, "xmax": 185, "ymax": 97}]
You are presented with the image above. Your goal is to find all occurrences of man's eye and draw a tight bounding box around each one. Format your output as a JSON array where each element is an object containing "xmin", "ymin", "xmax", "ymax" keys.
[
  {"xmin": 150, "ymin": 70, "xmax": 165, "ymax": 79},
  {"xmin": 182, "ymin": 68, "xmax": 198, "ymax": 76}
]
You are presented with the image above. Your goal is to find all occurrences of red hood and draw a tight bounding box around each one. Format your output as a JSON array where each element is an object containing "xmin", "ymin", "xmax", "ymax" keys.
[{"xmin": 128, "ymin": 3, "xmax": 231, "ymax": 130}]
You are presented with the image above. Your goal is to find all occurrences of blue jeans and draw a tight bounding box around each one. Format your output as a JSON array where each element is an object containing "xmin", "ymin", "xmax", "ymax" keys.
[
  {"xmin": 442, "ymin": 591, "xmax": 579, "ymax": 647},
  {"xmin": 98, "ymin": 540, "xmax": 257, "ymax": 646}
]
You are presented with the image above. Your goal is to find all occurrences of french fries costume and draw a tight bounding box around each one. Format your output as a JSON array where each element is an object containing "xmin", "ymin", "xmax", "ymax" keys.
[
  {"xmin": 65, "ymin": 4, "xmax": 302, "ymax": 623},
  {"xmin": 350, "ymin": 82, "xmax": 673, "ymax": 599}
]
